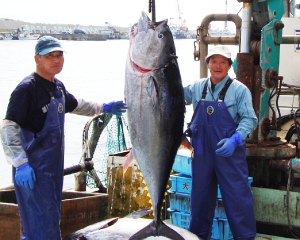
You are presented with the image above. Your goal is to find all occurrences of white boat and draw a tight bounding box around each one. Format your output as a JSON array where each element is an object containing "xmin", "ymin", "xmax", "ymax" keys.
[
  {"xmin": 0, "ymin": 32, "xmax": 12, "ymax": 40},
  {"xmin": 18, "ymin": 33, "xmax": 40, "ymax": 40},
  {"xmin": 12, "ymin": 25, "xmax": 40, "ymax": 40}
]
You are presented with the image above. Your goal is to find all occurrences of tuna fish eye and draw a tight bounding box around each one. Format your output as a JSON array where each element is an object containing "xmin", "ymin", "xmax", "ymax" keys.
[{"xmin": 158, "ymin": 33, "xmax": 164, "ymax": 39}]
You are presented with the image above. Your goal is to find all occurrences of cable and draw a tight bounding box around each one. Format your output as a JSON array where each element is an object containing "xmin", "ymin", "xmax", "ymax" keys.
[
  {"xmin": 294, "ymin": 109, "xmax": 300, "ymax": 142},
  {"xmin": 277, "ymin": 112, "xmax": 300, "ymax": 128},
  {"xmin": 268, "ymin": 84, "xmax": 278, "ymax": 128},
  {"xmin": 285, "ymin": 126, "xmax": 300, "ymax": 143}
]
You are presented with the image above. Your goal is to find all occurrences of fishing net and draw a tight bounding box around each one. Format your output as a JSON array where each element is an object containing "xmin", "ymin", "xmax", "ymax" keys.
[{"xmin": 82, "ymin": 113, "xmax": 132, "ymax": 189}]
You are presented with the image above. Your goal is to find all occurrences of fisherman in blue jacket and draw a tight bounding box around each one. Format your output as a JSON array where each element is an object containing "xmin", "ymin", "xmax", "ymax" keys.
[
  {"xmin": 0, "ymin": 36, "xmax": 127, "ymax": 240},
  {"xmin": 184, "ymin": 45, "xmax": 258, "ymax": 240}
]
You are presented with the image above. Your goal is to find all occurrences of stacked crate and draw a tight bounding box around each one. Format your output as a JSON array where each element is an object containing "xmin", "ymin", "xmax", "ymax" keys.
[{"xmin": 168, "ymin": 150, "xmax": 253, "ymax": 240}]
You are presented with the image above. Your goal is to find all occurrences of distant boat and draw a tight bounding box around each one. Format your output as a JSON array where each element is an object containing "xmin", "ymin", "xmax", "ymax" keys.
[
  {"xmin": 119, "ymin": 32, "xmax": 129, "ymax": 39},
  {"xmin": 208, "ymin": 28, "xmax": 234, "ymax": 36},
  {"xmin": 18, "ymin": 33, "xmax": 40, "ymax": 40},
  {"xmin": 12, "ymin": 26, "xmax": 40, "ymax": 40},
  {"xmin": 208, "ymin": 29, "xmax": 221, "ymax": 36},
  {"xmin": 169, "ymin": 24, "xmax": 189, "ymax": 39},
  {"xmin": 0, "ymin": 32, "xmax": 13, "ymax": 40},
  {"xmin": 169, "ymin": 0, "xmax": 189, "ymax": 39}
]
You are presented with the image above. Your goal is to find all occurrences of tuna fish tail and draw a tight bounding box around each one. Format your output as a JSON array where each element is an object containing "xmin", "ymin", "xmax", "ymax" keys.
[{"xmin": 128, "ymin": 219, "xmax": 185, "ymax": 240}]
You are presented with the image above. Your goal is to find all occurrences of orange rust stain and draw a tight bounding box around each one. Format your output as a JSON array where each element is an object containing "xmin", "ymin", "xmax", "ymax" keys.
[{"xmin": 243, "ymin": 3, "xmax": 252, "ymax": 8}]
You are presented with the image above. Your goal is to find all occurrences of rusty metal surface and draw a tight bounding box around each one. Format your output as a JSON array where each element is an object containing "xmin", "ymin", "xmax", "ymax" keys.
[
  {"xmin": 264, "ymin": 67, "xmax": 283, "ymax": 89},
  {"xmin": 0, "ymin": 190, "xmax": 109, "ymax": 240},
  {"xmin": 202, "ymin": 36, "xmax": 239, "ymax": 44},
  {"xmin": 247, "ymin": 141, "xmax": 296, "ymax": 158},
  {"xmin": 261, "ymin": 117, "xmax": 271, "ymax": 138},
  {"xmin": 236, "ymin": 53, "xmax": 254, "ymax": 92},
  {"xmin": 249, "ymin": 66, "xmax": 263, "ymax": 142},
  {"xmin": 269, "ymin": 159, "xmax": 290, "ymax": 171},
  {"xmin": 250, "ymin": 40, "xmax": 261, "ymax": 58},
  {"xmin": 253, "ymin": 187, "xmax": 300, "ymax": 236}
]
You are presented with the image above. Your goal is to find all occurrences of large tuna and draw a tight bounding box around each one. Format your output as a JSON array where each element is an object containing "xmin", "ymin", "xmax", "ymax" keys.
[
  {"xmin": 69, "ymin": 209, "xmax": 200, "ymax": 239},
  {"xmin": 125, "ymin": 11, "xmax": 185, "ymax": 239}
]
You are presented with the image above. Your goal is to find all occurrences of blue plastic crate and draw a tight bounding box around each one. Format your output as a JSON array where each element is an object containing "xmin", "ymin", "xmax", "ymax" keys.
[
  {"xmin": 168, "ymin": 191, "xmax": 226, "ymax": 218},
  {"xmin": 218, "ymin": 177, "xmax": 253, "ymax": 199},
  {"xmin": 211, "ymin": 218, "xmax": 233, "ymax": 240},
  {"xmin": 170, "ymin": 174, "xmax": 192, "ymax": 194},
  {"xmin": 214, "ymin": 199, "xmax": 226, "ymax": 219},
  {"xmin": 172, "ymin": 150, "xmax": 192, "ymax": 176},
  {"xmin": 218, "ymin": 218, "xmax": 233, "ymax": 240},
  {"xmin": 167, "ymin": 210, "xmax": 233, "ymax": 240},
  {"xmin": 168, "ymin": 191, "xmax": 191, "ymax": 213},
  {"xmin": 211, "ymin": 219, "xmax": 220, "ymax": 239},
  {"xmin": 168, "ymin": 209, "xmax": 190, "ymax": 230}
]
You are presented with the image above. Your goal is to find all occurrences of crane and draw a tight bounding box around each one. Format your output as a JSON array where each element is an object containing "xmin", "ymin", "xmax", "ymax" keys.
[
  {"xmin": 174, "ymin": 0, "xmax": 187, "ymax": 31},
  {"xmin": 105, "ymin": 22, "xmax": 119, "ymax": 35}
]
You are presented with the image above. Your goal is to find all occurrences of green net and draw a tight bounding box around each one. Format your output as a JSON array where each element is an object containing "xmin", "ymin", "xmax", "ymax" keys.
[{"xmin": 83, "ymin": 113, "xmax": 132, "ymax": 189}]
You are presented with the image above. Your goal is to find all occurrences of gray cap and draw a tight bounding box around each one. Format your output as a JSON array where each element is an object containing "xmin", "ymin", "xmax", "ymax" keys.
[
  {"xmin": 35, "ymin": 36, "xmax": 64, "ymax": 55},
  {"xmin": 205, "ymin": 45, "xmax": 231, "ymax": 60}
]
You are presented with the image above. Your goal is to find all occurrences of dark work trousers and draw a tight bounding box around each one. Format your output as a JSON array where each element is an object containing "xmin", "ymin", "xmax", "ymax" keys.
[{"xmin": 187, "ymin": 98, "xmax": 256, "ymax": 240}]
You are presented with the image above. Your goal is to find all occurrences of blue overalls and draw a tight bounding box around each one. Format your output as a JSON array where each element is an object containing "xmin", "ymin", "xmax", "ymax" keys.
[
  {"xmin": 14, "ymin": 81, "xmax": 65, "ymax": 240},
  {"xmin": 187, "ymin": 79, "xmax": 256, "ymax": 240}
]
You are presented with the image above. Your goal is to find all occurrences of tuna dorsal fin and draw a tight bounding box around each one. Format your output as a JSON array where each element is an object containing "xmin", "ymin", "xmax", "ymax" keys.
[
  {"xmin": 147, "ymin": 76, "xmax": 158, "ymax": 106},
  {"xmin": 128, "ymin": 219, "xmax": 185, "ymax": 240},
  {"xmin": 138, "ymin": 11, "xmax": 151, "ymax": 32}
]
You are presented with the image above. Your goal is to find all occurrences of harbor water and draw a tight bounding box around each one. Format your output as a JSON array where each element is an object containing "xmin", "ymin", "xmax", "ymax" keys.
[{"xmin": 0, "ymin": 39, "xmax": 238, "ymax": 190}]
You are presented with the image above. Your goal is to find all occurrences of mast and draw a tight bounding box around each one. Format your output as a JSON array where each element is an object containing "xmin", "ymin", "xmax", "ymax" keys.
[{"xmin": 224, "ymin": 0, "xmax": 228, "ymax": 31}]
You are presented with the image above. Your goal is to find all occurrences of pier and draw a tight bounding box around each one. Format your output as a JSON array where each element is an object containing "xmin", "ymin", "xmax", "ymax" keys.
[{"xmin": 39, "ymin": 33, "xmax": 107, "ymax": 41}]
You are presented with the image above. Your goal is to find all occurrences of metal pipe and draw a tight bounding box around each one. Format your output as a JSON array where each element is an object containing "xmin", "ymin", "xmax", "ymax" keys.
[
  {"xmin": 240, "ymin": 2, "xmax": 253, "ymax": 53},
  {"xmin": 296, "ymin": 0, "xmax": 300, "ymax": 17},
  {"xmin": 282, "ymin": 35, "xmax": 300, "ymax": 44},
  {"xmin": 64, "ymin": 161, "xmax": 94, "ymax": 176},
  {"xmin": 201, "ymin": 36, "xmax": 239, "ymax": 44},
  {"xmin": 248, "ymin": 36, "xmax": 300, "ymax": 58},
  {"xmin": 198, "ymin": 14, "xmax": 241, "ymax": 78}
]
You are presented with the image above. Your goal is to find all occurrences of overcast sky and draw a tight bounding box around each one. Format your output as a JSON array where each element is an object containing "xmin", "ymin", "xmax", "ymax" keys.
[{"xmin": 1, "ymin": 0, "xmax": 243, "ymax": 30}]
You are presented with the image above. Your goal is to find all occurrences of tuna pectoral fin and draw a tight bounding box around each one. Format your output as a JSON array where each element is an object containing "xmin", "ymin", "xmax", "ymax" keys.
[
  {"xmin": 69, "ymin": 217, "xmax": 119, "ymax": 239},
  {"xmin": 128, "ymin": 219, "xmax": 185, "ymax": 240},
  {"xmin": 181, "ymin": 135, "xmax": 193, "ymax": 152},
  {"xmin": 147, "ymin": 76, "xmax": 158, "ymax": 106},
  {"xmin": 124, "ymin": 208, "xmax": 152, "ymax": 219},
  {"xmin": 123, "ymin": 149, "xmax": 136, "ymax": 174}
]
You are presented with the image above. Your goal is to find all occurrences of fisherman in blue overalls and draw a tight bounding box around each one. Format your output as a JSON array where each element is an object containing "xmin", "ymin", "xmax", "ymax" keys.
[
  {"xmin": 0, "ymin": 36, "xmax": 127, "ymax": 240},
  {"xmin": 184, "ymin": 45, "xmax": 258, "ymax": 240}
]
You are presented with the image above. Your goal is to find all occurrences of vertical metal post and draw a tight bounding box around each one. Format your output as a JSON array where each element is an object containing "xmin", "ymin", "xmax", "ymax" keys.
[
  {"xmin": 149, "ymin": 0, "xmax": 156, "ymax": 22},
  {"xmin": 240, "ymin": 2, "xmax": 253, "ymax": 53}
]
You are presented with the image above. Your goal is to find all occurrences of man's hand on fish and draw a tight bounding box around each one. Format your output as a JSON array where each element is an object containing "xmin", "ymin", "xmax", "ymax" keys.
[{"xmin": 103, "ymin": 101, "xmax": 127, "ymax": 115}]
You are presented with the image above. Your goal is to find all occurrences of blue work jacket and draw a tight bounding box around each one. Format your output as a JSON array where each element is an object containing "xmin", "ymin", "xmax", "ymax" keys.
[{"xmin": 184, "ymin": 75, "xmax": 258, "ymax": 140}]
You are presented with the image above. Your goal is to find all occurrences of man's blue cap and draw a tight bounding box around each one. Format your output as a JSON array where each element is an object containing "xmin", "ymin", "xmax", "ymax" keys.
[{"xmin": 35, "ymin": 36, "xmax": 64, "ymax": 55}]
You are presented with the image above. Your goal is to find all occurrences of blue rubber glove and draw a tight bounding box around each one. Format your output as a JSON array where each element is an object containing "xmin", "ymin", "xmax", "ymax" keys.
[
  {"xmin": 15, "ymin": 162, "xmax": 36, "ymax": 190},
  {"xmin": 103, "ymin": 101, "xmax": 127, "ymax": 115},
  {"xmin": 215, "ymin": 132, "xmax": 242, "ymax": 157}
]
